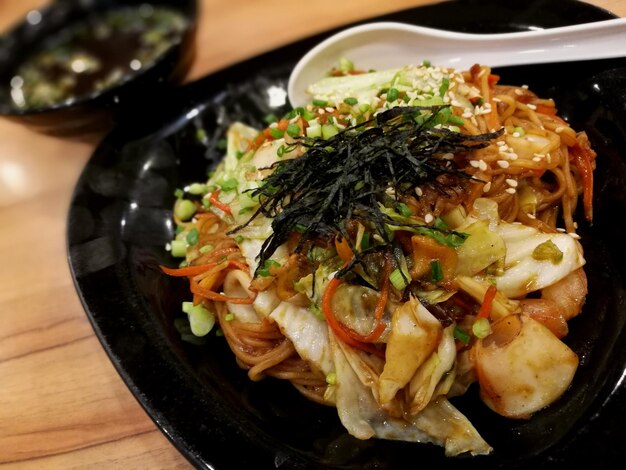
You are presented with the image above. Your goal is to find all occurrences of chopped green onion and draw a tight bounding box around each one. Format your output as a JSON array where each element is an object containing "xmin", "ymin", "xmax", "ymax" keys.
[
  {"xmin": 472, "ymin": 317, "xmax": 492, "ymax": 339},
  {"xmin": 174, "ymin": 199, "xmax": 196, "ymax": 221},
  {"xmin": 263, "ymin": 113, "xmax": 278, "ymax": 124},
  {"xmin": 196, "ymin": 129, "xmax": 207, "ymax": 142},
  {"xmin": 325, "ymin": 371, "xmax": 337, "ymax": 385},
  {"xmin": 186, "ymin": 228, "xmax": 199, "ymax": 246},
  {"xmin": 386, "ymin": 88, "xmax": 399, "ymax": 102},
  {"xmin": 306, "ymin": 125, "xmax": 322, "ymax": 138},
  {"xmin": 179, "ymin": 260, "xmax": 188, "ymax": 268},
  {"xmin": 182, "ymin": 301, "xmax": 215, "ymax": 336},
  {"xmin": 312, "ymin": 99, "xmax": 328, "ymax": 107},
  {"xmin": 453, "ymin": 325, "xmax": 470, "ymax": 344},
  {"xmin": 174, "ymin": 188, "xmax": 184, "ymax": 199},
  {"xmin": 343, "ymin": 97, "xmax": 358, "ymax": 106},
  {"xmin": 532, "ymin": 240, "xmax": 563, "ymax": 264},
  {"xmin": 294, "ymin": 223, "xmax": 308, "ymax": 233},
  {"xmin": 322, "ymin": 124, "xmax": 338, "ymax": 140},
  {"xmin": 403, "ymin": 94, "xmax": 411, "ymax": 103},
  {"xmin": 187, "ymin": 183, "xmax": 207, "ymax": 195},
  {"xmin": 422, "ymin": 59, "xmax": 431, "ymax": 67},
  {"xmin": 360, "ymin": 232, "xmax": 370, "ymax": 251},
  {"xmin": 430, "ymin": 259, "xmax": 444, "ymax": 283},
  {"xmin": 339, "ymin": 57, "xmax": 354, "ymax": 72},
  {"xmin": 170, "ymin": 239, "xmax": 187, "ymax": 258},
  {"xmin": 235, "ymin": 150, "xmax": 244, "ymax": 160},
  {"xmin": 257, "ymin": 259, "xmax": 281, "ymax": 277},
  {"xmin": 389, "ymin": 268, "xmax": 408, "ymax": 291},
  {"xmin": 219, "ymin": 178, "xmax": 238, "ymax": 192},
  {"xmin": 175, "ymin": 225, "xmax": 184, "ymax": 235},
  {"xmin": 238, "ymin": 206, "xmax": 255, "ymax": 215},
  {"xmin": 448, "ymin": 115, "xmax": 465, "ymax": 126},
  {"xmin": 448, "ymin": 125, "xmax": 461, "ymax": 133},
  {"xmin": 199, "ymin": 244, "xmax": 213, "ymax": 254},
  {"xmin": 234, "ymin": 235, "xmax": 244, "ymax": 244},
  {"xmin": 513, "ymin": 126, "xmax": 526, "ymax": 136},
  {"xmin": 286, "ymin": 123, "xmax": 300, "ymax": 138},
  {"xmin": 224, "ymin": 313, "xmax": 235, "ymax": 322},
  {"xmin": 269, "ymin": 128, "xmax": 284, "ymax": 139}
]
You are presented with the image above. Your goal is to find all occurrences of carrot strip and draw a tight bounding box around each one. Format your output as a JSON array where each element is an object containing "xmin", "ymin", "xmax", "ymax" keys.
[
  {"xmin": 160, "ymin": 263, "xmax": 217, "ymax": 277},
  {"xmin": 571, "ymin": 143, "xmax": 594, "ymax": 221},
  {"xmin": 321, "ymin": 270, "xmax": 386, "ymax": 357},
  {"xmin": 208, "ymin": 189, "xmax": 232, "ymax": 216},
  {"xmin": 477, "ymin": 285, "xmax": 497, "ymax": 319},
  {"xmin": 190, "ymin": 278, "xmax": 255, "ymax": 304}
]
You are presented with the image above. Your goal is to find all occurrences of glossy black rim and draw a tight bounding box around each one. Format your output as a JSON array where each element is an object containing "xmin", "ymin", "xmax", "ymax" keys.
[{"xmin": 67, "ymin": 1, "xmax": 626, "ymax": 469}]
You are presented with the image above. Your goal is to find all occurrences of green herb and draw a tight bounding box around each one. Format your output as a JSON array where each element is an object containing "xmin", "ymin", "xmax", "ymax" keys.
[
  {"xmin": 397, "ymin": 202, "xmax": 412, "ymax": 217},
  {"xmin": 174, "ymin": 188, "xmax": 184, "ymax": 199},
  {"xmin": 224, "ymin": 313, "xmax": 235, "ymax": 322},
  {"xmin": 196, "ymin": 129, "xmax": 207, "ymax": 142},
  {"xmin": 312, "ymin": 99, "xmax": 328, "ymax": 107},
  {"xmin": 422, "ymin": 59, "xmax": 431, "ymax": 67},
  {"xmin": 231, "ymin": 106, "xmax": 500, "ymax": 275},
  {"xmin": 234, "ymin": 235, "xmax": 244, "ymax": 244},
  {"xmin": 235, "ymin": 150, "xmax": 244, "ymax": 160},
  {"xmin": 199, "ymin": 244, "xmax": 213, "ymax": 254},
  {"xmin": 343, "ymin": 97, "xmax": 358, "ymax": 106}
]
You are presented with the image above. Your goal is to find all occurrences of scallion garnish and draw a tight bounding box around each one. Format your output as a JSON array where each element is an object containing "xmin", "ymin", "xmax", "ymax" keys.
[
  {"xmin": 269, "ymin": 128, "xmax": 284, "ymax": 139},
  {"xmin": 389, "ymin": 268, "xmax": 408, "ymax": 290},
  {"xmin": 257, "ymin": 259, "xmax": 281, "ymax": 277},
  {"xmin": 286, "ymin": 123, "xmax": 300, "ymax": 138},
  {"xmin": 220, "ymin": 178, "xmax": 238, "ymax": 192},
  {"xmin": 343, "ymin": 97, "xmax": 358, "ymax": 106},
  {"xmin": 312, "ymin": 99, "xmax": 328, "ymax": 107},
  {"xmin": 430, "ymin": 259, "xmax": 444, "ymax": 283},
  {"xmin": 186, "ymin": 228, "xmax": 199, "ymax": 245},
  {"xmin": 453, "ymin": 325, "xmax": 470, "ymax": 344},
  {"xmin": 386, "ymin": 87, "xmax": 399, "ymax": 102}
]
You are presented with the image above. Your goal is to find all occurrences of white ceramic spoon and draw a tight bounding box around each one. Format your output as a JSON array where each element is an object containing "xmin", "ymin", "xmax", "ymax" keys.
[{"xmin": 288, "ymin": 19, "xmax": 626, "ymax": 107}]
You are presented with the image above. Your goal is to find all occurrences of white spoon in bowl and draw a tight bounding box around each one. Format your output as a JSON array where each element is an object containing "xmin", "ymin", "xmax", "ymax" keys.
[{"xmin": 288, "ymin": 19, "xmax": 626, "ymax": 107}]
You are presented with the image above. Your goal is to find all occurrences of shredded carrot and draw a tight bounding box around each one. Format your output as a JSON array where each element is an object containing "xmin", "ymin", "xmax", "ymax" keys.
[
  {"xmin": 571, "ymin": 143, "xmax": 594, "ymax": 221},
  {"xmin": 487, "ymin": 74, "xmax": 500, "ymax": 87},
  {"xmin": 190, "ymin": 278, "xmax": 255, "ymax": 304},
  {"xmin": 160, "ymin": 263, "xmax": 217, "ymax": 277},
  {"xmin": 208, "ymin": 189, "xmax": 232, "ymax": 216},
  {"xmin": 321, "ymin": 258, "xmax": 391, "ymax": 355},
  {"xmin": 334, "ymin": 236, "xmax": 353, "ymax": 264},
  {"xmin": 534, "ymin": 103, "xmax": 557, "ymax": 115},
  {"xmin": 477, "ymin": 285, "xmax": 497, "ymax": 319}
]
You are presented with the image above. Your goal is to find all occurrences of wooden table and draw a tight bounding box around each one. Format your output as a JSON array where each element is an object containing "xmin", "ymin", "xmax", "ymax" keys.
[{"xmin": 1, "ymin": 0, "xmax": 623, "ymax": 467}]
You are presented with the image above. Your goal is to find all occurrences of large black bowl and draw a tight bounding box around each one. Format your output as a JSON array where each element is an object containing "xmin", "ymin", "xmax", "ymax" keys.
[
  {"xmin": 0, "ymin": 0, "xmax": 197, "ymax": 139},
  {"xmin": 67, "ymin": 0, "xmax": 626, "ymax": 469}
]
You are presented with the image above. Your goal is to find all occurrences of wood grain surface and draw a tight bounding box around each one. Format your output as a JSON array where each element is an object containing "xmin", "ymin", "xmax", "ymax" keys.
[{"xmin": 0, "ymin": 0, "xmax": 623, "ymax": 468}]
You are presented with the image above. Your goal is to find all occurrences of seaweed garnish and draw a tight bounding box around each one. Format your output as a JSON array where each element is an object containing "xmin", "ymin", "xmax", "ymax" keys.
[{"xmin": 230, "ymin": 106, "xmax": 503, "ymax": 274}]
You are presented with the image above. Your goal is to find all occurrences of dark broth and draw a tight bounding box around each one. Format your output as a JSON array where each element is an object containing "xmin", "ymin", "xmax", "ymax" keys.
[{"xmin": 9, "ymin": 4, "xmax": 187, "ymax": 109}]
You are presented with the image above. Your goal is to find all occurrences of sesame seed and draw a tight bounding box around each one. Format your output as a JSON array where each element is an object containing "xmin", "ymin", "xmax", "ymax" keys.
[
  {"xmin": 506, "ymin": 178, "xmax": 518, "ymax": 187},
  {"xmin": 425, "ymin": 213, "xmax": 434, "ymax": 224},
  {"xmin": 555, "ymin": 126, "xmax": 565, "ymax": 133},
  {"xmin": 526, "ymin": 213, "xmax": 536, "ymax": 219},
  {"xmin": 469, "ymin": 160, "xmax": 480, "ymax": 168},
  {"xmin": 483, "ymin": 181, "xmax": 492, "ymax": 193},
  {"xmin": 522, "ymin": 84, "xmax": 529, "ymax": 89},
  {"xmin": 415, "ymin": 187, "xmax": 423, "ymax": 197},
  {"xmin": 556, "ymin": 228, "xmax": 566, "ymax": 233},
  {"xmin": 497, "ymin": 141, "xmax": 506, "ymax": 147},
  {"xmin": 532, "ymin": 157, "xmax": 541, "ymax": 162},
  {"xmin": 442, "ymin": 153, "xmax": 454, "ymax": 160},
  {"xmin": 527, "ymin": 103, "xmax": 537, "ymax": 110},
  {"xmin": 568, "ymin": 232, "xmax": 581, "ymax": 240},
  {"xmin": 492, "ymin": 97, "xmax": 501, "ymax": 102},
  {"xmin": 318, "ymin": 108, "xmax": 325, "ymax": 114},
  {"xmin": 462, "ymin": 111, "xmax": 473, "ymax": 119},
  {"xmin": 505, "ymin": 188, "xmax": 517, "ymax": 194},
  {"xmin": 515, "ymin": 89, "xmax": 524, "ymax": 96},
  {"xmin": 478, "ymin": 160, "xmax": 488, "ymax": 171},
  {"xmin": 497, "ymin": 160, "xmax": 510, "ymax": 168},
  {"xmin": 512, "ymin": 132, "xmax": 521, "ymax": 138}
]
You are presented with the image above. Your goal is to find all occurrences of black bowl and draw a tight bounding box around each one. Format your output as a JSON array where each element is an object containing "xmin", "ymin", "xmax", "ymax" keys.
[{"xmin": 0, "ymin": 0, "xmax": 198, "ymax": 140}]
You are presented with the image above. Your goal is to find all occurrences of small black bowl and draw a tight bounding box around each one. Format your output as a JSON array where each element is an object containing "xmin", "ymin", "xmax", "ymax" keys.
[{"xmin": 0, "ymin": 0, "xmax": 198, "ymax": 140}]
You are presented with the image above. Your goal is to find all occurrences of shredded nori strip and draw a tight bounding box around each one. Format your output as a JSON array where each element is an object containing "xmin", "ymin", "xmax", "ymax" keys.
[{"xmin": 231, "ymin": 106, "xmax": 502, "ymax": 273}]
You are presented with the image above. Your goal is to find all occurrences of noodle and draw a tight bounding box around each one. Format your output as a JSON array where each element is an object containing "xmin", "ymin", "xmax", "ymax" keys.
[{"xmin": 162, "ymin": 61, "xmax": 596, "ymax": 456}]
